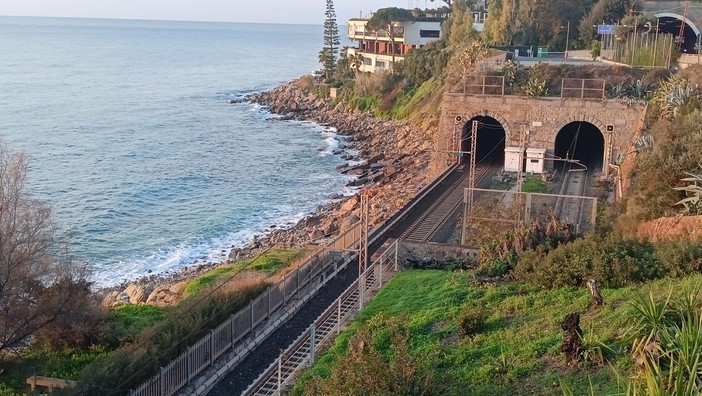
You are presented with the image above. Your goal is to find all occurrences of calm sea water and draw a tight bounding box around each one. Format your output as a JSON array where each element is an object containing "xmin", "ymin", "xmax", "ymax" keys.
[{"xmin": 0, "ymin": 17, "xmax": 353, "ymax": 286}]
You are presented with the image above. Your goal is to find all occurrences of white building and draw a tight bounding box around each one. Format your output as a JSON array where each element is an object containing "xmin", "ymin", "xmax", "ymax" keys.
[{"xmin": 347, "ymin": 17, "xmax": 443, "ymax": 73}]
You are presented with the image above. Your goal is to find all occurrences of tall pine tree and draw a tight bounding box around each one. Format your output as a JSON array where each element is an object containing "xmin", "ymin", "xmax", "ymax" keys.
[{"xmin": 320, "ymin": 0, "xmax": 340, "ymax": 80}]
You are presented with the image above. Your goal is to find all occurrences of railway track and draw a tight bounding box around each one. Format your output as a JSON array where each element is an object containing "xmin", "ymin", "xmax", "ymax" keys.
[
  {"xmin": 401, "ymin": 160, "xmax": 496, "ymax": 242},
  {"xmin": 207, "ymin": 164, "xmax": 474, "ymax": 395},
  {"xmin": 554, "ymin": 166, "xmax": 588, "ymax": 226},
  {"xmin": 230, "ymin": 156, "xmax": 503, "ymax": 395}
]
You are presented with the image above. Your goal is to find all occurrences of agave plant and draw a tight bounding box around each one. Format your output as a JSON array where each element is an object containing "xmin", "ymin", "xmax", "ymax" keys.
[
  {"xmin": 499, "ymin": 59, "xmax": 520, "ymax": 87},
  {"xmin": 651, "ymin": 76, "xmax": 698, "ymax": 118},
  {"xmin": 674, "ymin": 165, "xmax": 702, "ymax": 215},
  {"xmin": 608, "ymin": 82, "xmax": 630, "ymax": 99},
  {"xmin": 630, "ymin": 80, "xmax": 651, "ymax": 100}
]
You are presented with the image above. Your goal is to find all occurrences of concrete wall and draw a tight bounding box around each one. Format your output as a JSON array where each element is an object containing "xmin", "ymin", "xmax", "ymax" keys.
[
  {"xmin": 437, "ymin": 94, "xmax": 648, "ymax": 177},
  {"xmin": 397, "ymin": 240, "xmax": 478, "ymax": 269},
  {"xmin": 403, "ymin": 21, "xmax": 442, "ymax": 46}
]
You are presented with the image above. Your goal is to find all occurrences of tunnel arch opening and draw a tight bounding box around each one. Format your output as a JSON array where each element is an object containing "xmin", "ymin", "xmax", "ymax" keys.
[
  {"xmin": 656, "ymin": 13, "xmax": 700, "ymax": 54},
  {"xmin": 554, "ymin": 121, "xmax": 605, "ymax": 172},
  {"xmin": 461, "ymin": 116, "xmax": 506, "ymax": 166}
]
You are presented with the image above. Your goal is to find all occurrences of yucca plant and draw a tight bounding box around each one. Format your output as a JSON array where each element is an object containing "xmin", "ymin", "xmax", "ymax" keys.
[
  {"xmin": 674, "ymin": 165, "xmax": 702, "ymax": 215},
  {"xmin": 581, "ymin": 324, "xmax": 615, "ymax": 367},
  {"xmin": 615, "ymin": 288, "xmax": 702, "ymax": 395}
]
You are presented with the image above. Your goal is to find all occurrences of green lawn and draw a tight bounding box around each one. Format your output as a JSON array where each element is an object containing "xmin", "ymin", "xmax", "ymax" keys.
[{"xmin": 293, "ymin": 270, "xmax": 702, "ymax": 395}]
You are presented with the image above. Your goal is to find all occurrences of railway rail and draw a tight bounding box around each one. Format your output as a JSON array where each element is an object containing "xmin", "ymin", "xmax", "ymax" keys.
[
  {"xmin": 206, "ymin": 161, "xmax": 486, "ymax": 395},
  {"xmin": 554, "ymin": 165, "xmax": 588, "ymax": 226},
  {"xmin": 401, "ymin": 161, "xmax": 496, "ymax": 242}
]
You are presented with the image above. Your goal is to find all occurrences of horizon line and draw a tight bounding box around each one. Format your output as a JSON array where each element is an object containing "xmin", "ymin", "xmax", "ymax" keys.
[{"xmin": 0, "ymin": 14, "xmax": 324, "ymax": 26}]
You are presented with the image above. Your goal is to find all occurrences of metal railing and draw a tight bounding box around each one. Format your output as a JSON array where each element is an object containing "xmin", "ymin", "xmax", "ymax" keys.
[
  {"xmin": 560, "ymin": 78, "xmax": 606, "ymax": 100},
  {"xmin": 461, "ymin": 75, "xmax": 505, "ymax": 96},
  {"xmin": 242, "ymin": 240, "xmax": 400, "ymax": 396},
  {"xmin": 129, "ymin": 224, "xmax": 362, "ymax": 396}
]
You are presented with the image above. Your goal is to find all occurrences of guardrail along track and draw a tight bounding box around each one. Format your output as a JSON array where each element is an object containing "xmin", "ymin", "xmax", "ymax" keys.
[
  {"xmin": 242, "ymin": 241, "xmax": 399, "ymax": 396},
  {"xmin": 205, "ymin": 165, "xmax": 471, "ymax": 395}
]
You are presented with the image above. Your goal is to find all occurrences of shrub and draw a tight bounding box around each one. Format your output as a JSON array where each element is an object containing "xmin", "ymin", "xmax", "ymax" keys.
[
  {"xmin": 524, "ymin": 78, "xmax": 548, "ymax": 98},
  {"xmin": 520, "ymin": 175, "xmax": 548, "ymax": 193},
  {"xmin": 354, "ymin": 70, "xmax": 393, "ymax": 95},
  {"xmin": 512, "ymin": 233, "xmax": 702, "ymax": 289},
  {"xmin": 300, "ymin": 315, "xmax": 434, "ymax": 395},
  {"xmin": 458, "ymin": 303, "xmax": 487, "ymax": 338},
  {"xmin": 296, "ymin": 76, "xmax": 315, "ymax": 91},
  {"xmin": 73, "ymin": 282, "xmax": 268, "ymax": 395}
]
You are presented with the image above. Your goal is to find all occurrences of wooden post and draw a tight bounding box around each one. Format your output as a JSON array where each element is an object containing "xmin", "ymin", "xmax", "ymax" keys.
[
  {"xmin": 587, "ymin": 279, "xmax": 604, "ymax": 307},
  {"xmin": 560, "ymin": 313, "xmax": 583, "ymax": 366}
]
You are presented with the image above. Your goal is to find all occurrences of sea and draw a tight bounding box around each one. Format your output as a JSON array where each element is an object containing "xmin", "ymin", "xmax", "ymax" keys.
[{"xmin": 0, "ymin": 16, "xmax": 355, "ymax": 287}]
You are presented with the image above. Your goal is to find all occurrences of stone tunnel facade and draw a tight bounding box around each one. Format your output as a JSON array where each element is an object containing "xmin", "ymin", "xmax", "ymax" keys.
[{"xmin": 437, "ymin": 94, "xmax": 647, "ymax": 177}]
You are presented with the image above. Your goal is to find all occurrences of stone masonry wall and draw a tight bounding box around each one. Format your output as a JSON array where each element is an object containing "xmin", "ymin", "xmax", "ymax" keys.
[{"xmin": 436, "ymin": 94, "xmax": 648, "ymax": 177}]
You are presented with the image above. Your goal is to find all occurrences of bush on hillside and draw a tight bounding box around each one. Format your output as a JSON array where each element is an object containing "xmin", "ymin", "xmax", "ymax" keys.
[
  {"xmin": 397, "ymin": 40, "xmax": 450, "ymax": 87},
  {"xmin": 298, "ymin": 315, "xmax": 434, "ymax": 396},
  {"xmin": 353, "ymin": 70, "xmax": 395, "ymax": 95},
  {"xmin": 512, "ymin": 233, "xmax": 702, "ymax": 289},
  {"xmin": 72, "ymin": 282, "xmax": 268, "ymax": 395},
  {"xmin": 458, "ymin": 303, "xmax": 487, "ymax": 338},
  {"xmin": 626, "ymin": 110, "xmax": 702, "ymax": 220},
  {"xmin": 476, "ymin": 215, "xmax": 578, "ymax": 277}
]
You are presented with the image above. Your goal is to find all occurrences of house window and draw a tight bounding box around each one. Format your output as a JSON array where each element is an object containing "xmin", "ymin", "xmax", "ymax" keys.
[
  {"xmin": 376, "ymin": 61, "xmax": 386, "ymax": 68},
  {"xmin": 419, "ymin": 30, "xmax": 440, "ymax": 38},
  {"xmin": 363, "ymin": 57, "xmax": 372, "ymax": 65}
]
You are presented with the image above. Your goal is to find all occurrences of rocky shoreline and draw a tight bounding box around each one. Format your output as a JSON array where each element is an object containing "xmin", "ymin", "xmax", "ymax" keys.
[{"xmin": 101, "ymin": 79, "xmax": 433, "ymax": 307}]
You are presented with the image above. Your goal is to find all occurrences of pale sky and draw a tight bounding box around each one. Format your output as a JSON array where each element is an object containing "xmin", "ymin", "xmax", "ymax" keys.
[{"xmin": 0, "ymin": 0, "xmax": 439, "ymax": 25}]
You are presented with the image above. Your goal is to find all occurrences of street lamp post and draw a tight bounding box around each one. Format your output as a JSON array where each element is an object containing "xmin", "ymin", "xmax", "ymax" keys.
[{"xmin": 562, "ymin": 21, "xmax": 571, "ymax": 58}]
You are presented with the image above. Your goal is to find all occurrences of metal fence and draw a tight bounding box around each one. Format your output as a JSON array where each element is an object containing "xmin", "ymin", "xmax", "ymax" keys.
[
  {"xmin": 560, "ymin": 78, "xmax": 605, "ymax": 100},
  {"xmin": 129, "ymin": 224, "xmax": 363, "ymax": 396},
  {"xmin": 242, "ymin": 240, "xmax": 400, "ymax": 396},
  {"xmin": 462, "ymin": 188, "xmax": 598, "ymax": 246},
  {"xmin": 461, "ymin": 75, "xmax": 505, "ymax": 96}
]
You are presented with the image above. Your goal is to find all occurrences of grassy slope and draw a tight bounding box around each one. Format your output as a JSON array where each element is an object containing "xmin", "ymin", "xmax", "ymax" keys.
[
  {"xmin": 184, "ymin": 247, "xmax": 311, "ymax": 295},
  {"xmin": 0, "ymin": 248, "xmax": 310, "ymax": 395},
  {"xmin": 295, "ymin": 270, "xmax": 702, "ymax": 395}
]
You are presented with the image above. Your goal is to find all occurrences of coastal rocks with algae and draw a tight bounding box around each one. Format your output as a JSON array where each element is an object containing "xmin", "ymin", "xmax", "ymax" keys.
[{"xmin": 104, "ymin": 79, "xmax": 433, "ymax": 307}]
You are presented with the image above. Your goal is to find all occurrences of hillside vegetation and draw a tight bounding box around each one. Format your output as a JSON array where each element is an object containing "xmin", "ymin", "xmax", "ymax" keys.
[{"xmin": 292, "ymin": 270, "xmax": 702, "ymax": 395}]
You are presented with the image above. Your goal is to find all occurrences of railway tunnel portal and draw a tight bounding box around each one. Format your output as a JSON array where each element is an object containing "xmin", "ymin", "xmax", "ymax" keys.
[
  {"xmin": 554, "ymin": 121, "xmax": 605, "ymax": 173},
  {"xmin": 439, "ymin": 88, "xmax": 647, "ymax": 183},
  {"xmin": 459, "ymin": 115, "xmax": 507, "ymax": 166}
]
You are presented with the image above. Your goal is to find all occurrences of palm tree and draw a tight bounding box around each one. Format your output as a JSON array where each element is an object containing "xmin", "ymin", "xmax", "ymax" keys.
[{"xmin": 349, "ymin": 52, "xmax": 365, "ymax": 73}]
